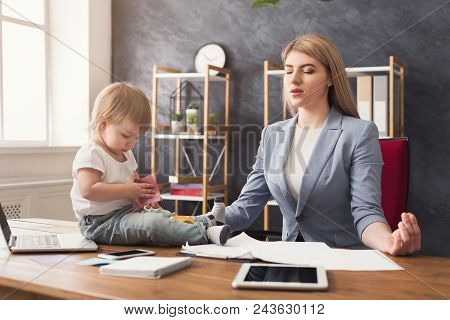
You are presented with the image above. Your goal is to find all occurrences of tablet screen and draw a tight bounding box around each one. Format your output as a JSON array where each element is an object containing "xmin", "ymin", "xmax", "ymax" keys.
[{"xmin": 244, "ymin": 266, "xmax": 318, "ymax": 283}]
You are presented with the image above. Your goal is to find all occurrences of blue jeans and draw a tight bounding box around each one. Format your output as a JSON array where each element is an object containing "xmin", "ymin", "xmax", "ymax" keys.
[{"xmin": 79, "ymin": 205, "xmax": 209, "ymax": 246}]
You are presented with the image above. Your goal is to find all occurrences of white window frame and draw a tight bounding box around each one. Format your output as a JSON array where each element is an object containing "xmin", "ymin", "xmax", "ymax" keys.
[{"xmin": 0, "ymin": 0, "xmax": 50, "ymax": 147}]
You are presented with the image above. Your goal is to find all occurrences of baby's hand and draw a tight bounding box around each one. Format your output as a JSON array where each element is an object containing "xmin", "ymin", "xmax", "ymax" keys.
[
  {"xmin": 125, "ymin": 180, "xmax": 155, "ymax": 201},
  {"xmin": 148, "ymin": 202, "xmax": 160, "ymax": 209}
]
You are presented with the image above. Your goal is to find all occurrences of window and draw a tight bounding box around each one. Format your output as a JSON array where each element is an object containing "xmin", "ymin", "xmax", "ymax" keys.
[
  {"xmin": 0, "ymin": 0, "xmax": 110, "ymax": 148},
  {"xmin": 0, "ymin": 0, "xmax": 48, "ymax": 146}
]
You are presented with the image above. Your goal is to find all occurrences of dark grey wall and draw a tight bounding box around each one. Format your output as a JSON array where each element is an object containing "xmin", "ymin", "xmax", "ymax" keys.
[{"xmin": 112, "ymin": 0, "xmax": 450, "ymax": 256}]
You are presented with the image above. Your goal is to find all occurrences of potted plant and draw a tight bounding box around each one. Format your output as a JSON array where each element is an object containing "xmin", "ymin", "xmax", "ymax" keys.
[
  {"xmin": 186, "ymin": 102, "xmax": 200, "ymax": 134},
  {"xmin": 208, "ymin": 113, "xmax": 216, "ymax": 125},
  {"xmin": 170, "ymin": 112, "xmax": 184, "ymax": 134}
]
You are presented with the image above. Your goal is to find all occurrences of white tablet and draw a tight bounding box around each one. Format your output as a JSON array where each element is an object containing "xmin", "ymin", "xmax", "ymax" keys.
[{"xmin": 232, "ymin": 263, "xmax": 328, "ymax": 290}]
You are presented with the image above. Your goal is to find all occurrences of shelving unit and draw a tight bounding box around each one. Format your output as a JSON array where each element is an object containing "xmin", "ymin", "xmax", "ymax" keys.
[
  {"xmin": 151, "ymin": 65, "xmax": 231, "ymax": 215},
  {"xmin": 262, "ymin": 56, "xmax": 405, "ymax": 231},
  {"xmin": 153, "ymin": 133, "xmax": 226, "ymax": 140}
]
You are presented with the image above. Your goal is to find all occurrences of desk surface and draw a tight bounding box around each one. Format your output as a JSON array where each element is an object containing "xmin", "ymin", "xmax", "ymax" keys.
[{"xmin": 0, "ymin": 218, "xmax": 449, "ymax": 300}]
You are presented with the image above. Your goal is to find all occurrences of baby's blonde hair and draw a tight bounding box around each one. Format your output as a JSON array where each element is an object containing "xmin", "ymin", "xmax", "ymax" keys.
[{"xmin": 90, "ymin": 82, "xmax": 151, "ymax": 138}]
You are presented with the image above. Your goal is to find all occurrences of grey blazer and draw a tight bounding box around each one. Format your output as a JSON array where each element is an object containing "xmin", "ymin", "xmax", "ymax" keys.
[{"xmin": 225, "ymin": 106, "xmax": 388, "ymax": 248}]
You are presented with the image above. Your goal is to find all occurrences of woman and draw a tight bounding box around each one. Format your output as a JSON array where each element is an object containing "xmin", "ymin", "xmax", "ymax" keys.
[{"xmin": 210, "ymin": 34, "xmax": 421, "ymax": 256}]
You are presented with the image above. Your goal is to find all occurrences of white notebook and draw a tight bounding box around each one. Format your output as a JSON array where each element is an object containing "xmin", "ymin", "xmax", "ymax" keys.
[{"xmin": 100, "ymin": 256, "xmax": 192, "ymax": 279}]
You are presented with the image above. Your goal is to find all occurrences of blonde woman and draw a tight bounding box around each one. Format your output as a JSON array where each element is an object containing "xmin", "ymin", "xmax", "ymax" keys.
[
  {"xmin": 70, "ymin": 82, "xmax": 231, "ymax": 246},
  {"xmin": 207, "ymin": 34, "xmax": 421, "ymax": 255}
]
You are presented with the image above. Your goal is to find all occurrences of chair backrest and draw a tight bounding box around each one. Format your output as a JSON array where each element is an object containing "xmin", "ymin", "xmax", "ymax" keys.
[{"xmin": 379, "ymin": 138, "xmax": 409, "ymax": 231}]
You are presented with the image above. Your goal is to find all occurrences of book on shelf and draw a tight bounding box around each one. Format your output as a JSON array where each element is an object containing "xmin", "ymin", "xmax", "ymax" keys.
[
  {"xmin": 170, "ymin": 189, "xmax": 203, "ymax": 196},
  {"xmin": 170, "ymin": 183, "xmax": 203, "ymax": 190},
  {"xmin": 373, "ymin": 75, "xmax": 389, "ymax": 137},
  {"xmin": 168, "ymin": 175, "xmax": 203, "ymax": 184},
  {"xmin": 170, "ymin": 183, "xmax": 205, "ymax": 196},
  {"xmin": 357, "ymin": 76, "xmax": 373, "ymax": 121}
]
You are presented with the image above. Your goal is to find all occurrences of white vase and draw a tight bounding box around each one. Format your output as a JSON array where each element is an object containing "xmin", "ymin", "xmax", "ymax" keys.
[{"xmin": 171, "ymin": 120, "xmax": 184, "ymax": 134}]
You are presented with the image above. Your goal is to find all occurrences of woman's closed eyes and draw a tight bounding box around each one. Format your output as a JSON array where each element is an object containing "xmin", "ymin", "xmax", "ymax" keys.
[{"xmin": 284, "ymin": 68, "xmax": 315, "ymax": 75}]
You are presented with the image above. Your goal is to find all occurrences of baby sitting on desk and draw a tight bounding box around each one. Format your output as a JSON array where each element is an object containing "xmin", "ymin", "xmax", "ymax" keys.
[{"xmin": 70, "ymin": 82, "xmax": 231, "ymax": 247}]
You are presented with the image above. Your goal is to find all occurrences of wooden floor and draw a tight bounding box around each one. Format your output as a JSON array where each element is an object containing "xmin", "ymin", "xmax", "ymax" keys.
[{"xmin": 0, "ymin": 219, "xmax": 449, "ymax": 300}]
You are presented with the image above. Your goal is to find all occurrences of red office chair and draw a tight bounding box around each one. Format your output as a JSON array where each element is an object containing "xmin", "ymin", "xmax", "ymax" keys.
[{"xmin": 379, "ymin": 138, "xmax": 409, "ymax": 231}]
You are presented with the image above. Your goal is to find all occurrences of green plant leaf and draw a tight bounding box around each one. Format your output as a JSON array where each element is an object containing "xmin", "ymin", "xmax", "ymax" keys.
[
  {"xmin": 171, "ymin": 112, "xmax": 183, "ymax": 121},
  {"xmin": 187, "ymin": 113, "xmax": 198, "ymax": 124},
  {"xmin": 251, "ymin": 0, "xmax": 279, "ymax": 9},
  {"xmin": 187, "ymin": 102, "xmax": 199, "ymax": 109}
]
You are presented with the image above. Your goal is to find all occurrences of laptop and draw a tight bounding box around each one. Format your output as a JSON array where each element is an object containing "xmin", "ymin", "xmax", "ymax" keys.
[{"xmin": 0, "ymin": 203, "xmax": 98, "ymax": 253}]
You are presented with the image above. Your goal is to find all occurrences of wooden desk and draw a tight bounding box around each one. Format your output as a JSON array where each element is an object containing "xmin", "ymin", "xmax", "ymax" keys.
[{"xmin": 0, "ymin": 219, "xmax": 448, "ymax": 300}]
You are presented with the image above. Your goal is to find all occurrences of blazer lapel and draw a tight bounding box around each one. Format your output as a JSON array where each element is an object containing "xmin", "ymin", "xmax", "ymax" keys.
[
  {"xmin": 273, "ymin": 114, "xmax": 298, "ymax": 209},
  {"xmin": 295, "ymin": 107, "xmax": 343, "ymax": 218}
]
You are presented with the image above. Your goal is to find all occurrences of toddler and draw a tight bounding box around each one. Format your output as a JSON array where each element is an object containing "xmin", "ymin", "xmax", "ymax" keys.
[{"xmin": 70, "ymin": 82, "xmax": 230, "ymax": 246}]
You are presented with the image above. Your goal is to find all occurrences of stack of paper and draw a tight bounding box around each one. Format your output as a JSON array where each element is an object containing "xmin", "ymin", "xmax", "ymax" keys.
[{"xmin": 182, "ymin": 233, "xmax": 403, "ymax": 271}]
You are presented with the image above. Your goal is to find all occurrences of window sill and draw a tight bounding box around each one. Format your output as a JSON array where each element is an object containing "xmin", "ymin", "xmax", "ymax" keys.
[
  {"xmin": 0, "ymin": 146, "xmax": 80, "ymax": 155},
  {"xmin": 0, "ymin": 176, "xmax": 72, "ymax": 190}
]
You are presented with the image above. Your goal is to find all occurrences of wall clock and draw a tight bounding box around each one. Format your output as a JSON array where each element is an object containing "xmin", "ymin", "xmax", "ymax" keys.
[{"xmin": 194, "ymin": 43, "xmax": 226, "ymax": 76}]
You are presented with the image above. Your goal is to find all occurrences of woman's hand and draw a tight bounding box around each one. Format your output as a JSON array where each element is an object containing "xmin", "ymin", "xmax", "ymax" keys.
[{"xmin": 382, "ymin": 212, "xmax": 421, "ymax": 256}]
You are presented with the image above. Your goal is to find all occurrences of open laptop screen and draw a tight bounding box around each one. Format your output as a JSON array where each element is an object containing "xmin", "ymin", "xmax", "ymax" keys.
[{"xmin": 0, "ymin": 203, "xmax": 12, "ymax": 245}]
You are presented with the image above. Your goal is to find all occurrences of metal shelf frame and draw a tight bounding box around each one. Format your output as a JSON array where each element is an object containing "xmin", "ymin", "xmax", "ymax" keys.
[{"xmin": 151, "ymin": 65, "xmax": 231, "ymax": 215}]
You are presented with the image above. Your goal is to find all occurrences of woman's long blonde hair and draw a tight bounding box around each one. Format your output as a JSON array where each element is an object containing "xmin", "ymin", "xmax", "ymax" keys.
[
  {"xmin": 281, "ymin": 34, "xmax": 359, "ymax": 118},
  {"xmin": 90, "ymin": 82, "xmax": 151, "ymax": 138}
]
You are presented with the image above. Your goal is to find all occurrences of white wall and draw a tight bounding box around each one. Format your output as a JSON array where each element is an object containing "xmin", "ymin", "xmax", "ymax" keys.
[
  {"xmin": 89, "ymin": 0, "xmax": 112, "ymax": 112},
  {"xmin": 48, "ymin": 0, "xmax": 90, "ymax": 146},
  {"xmin": 0, "ymin": 146, "xmax": 76, "ymax": 220},
  {"xmin": 0, "ymin": 147, "xmax": 76, "ymax": 179},
  {"xmin": 49, "ymin": 0, "xmax": 112, "ymax": 146}
]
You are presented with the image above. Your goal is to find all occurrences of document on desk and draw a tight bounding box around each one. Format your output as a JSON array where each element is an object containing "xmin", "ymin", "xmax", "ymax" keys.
[
  {"xmin": 181, "ymin": 232, "xmax": 258, "ymax": 259},
  {"xmin": 307, "ymin": 248, "xmax": 404, "ymax": 271},
  {"xmin": 249, "ymin": 241, "xmax": 331, "ymax": 265},
  {"xmin": 182, "ymin": 232, "xmax": 403, "ymax": 271}
]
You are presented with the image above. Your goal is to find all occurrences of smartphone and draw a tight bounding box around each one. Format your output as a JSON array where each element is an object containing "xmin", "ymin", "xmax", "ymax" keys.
[
  {"xmin": 98, "ymin": 249, "xmax": 155, "ymax": 260},
  {"xmin": 232, "ymin": 263, "xmax": 328, "ymax": 290}
]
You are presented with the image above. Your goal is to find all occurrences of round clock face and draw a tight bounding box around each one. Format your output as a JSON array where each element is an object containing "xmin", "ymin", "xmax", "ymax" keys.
[{"xmin": 194, "ymin": 43, "xmax": 226, "ymax": 75}]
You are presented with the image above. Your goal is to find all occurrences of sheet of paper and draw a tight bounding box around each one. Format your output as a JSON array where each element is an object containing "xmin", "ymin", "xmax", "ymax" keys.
[
  {"xmin": 181, "ymin": 243, "xmax": 252, "ymax": 259},
  {"xmin": 182, "ymin": 232, "xmax": 403, "ymax": 271},
  {"xmin": 225, "ymin": 232, "xmax": 265, "ymax": 246},
  {"xmin": 250, "ymin": 243, "xmax": 402, "ymax": 271},
  {"xmin": 181, "ymin": 232, "xmax": 262, "ymax": 259},
  {"xmin": 249, "ymin": 241, "xmax": 331, "ymax": 265},
  {"xmin": 307, "ymin": 249, "xmax": 403, "ymax": 271}
]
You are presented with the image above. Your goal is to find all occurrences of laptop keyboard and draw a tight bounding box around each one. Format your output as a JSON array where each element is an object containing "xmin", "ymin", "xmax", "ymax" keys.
[{"xmin": 16, "ymin": 234, "xmax": 62, "ymax": 249}]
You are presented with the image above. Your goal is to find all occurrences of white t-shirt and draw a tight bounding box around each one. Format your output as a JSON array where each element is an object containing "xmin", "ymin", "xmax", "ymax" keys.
[
  {"xmin": 70, "ymin": 142, "xmax": 138, "ymax": 220},
  {"xmin": 285, "ymin": 126, "xmax": 322, "ymax": 200}
]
